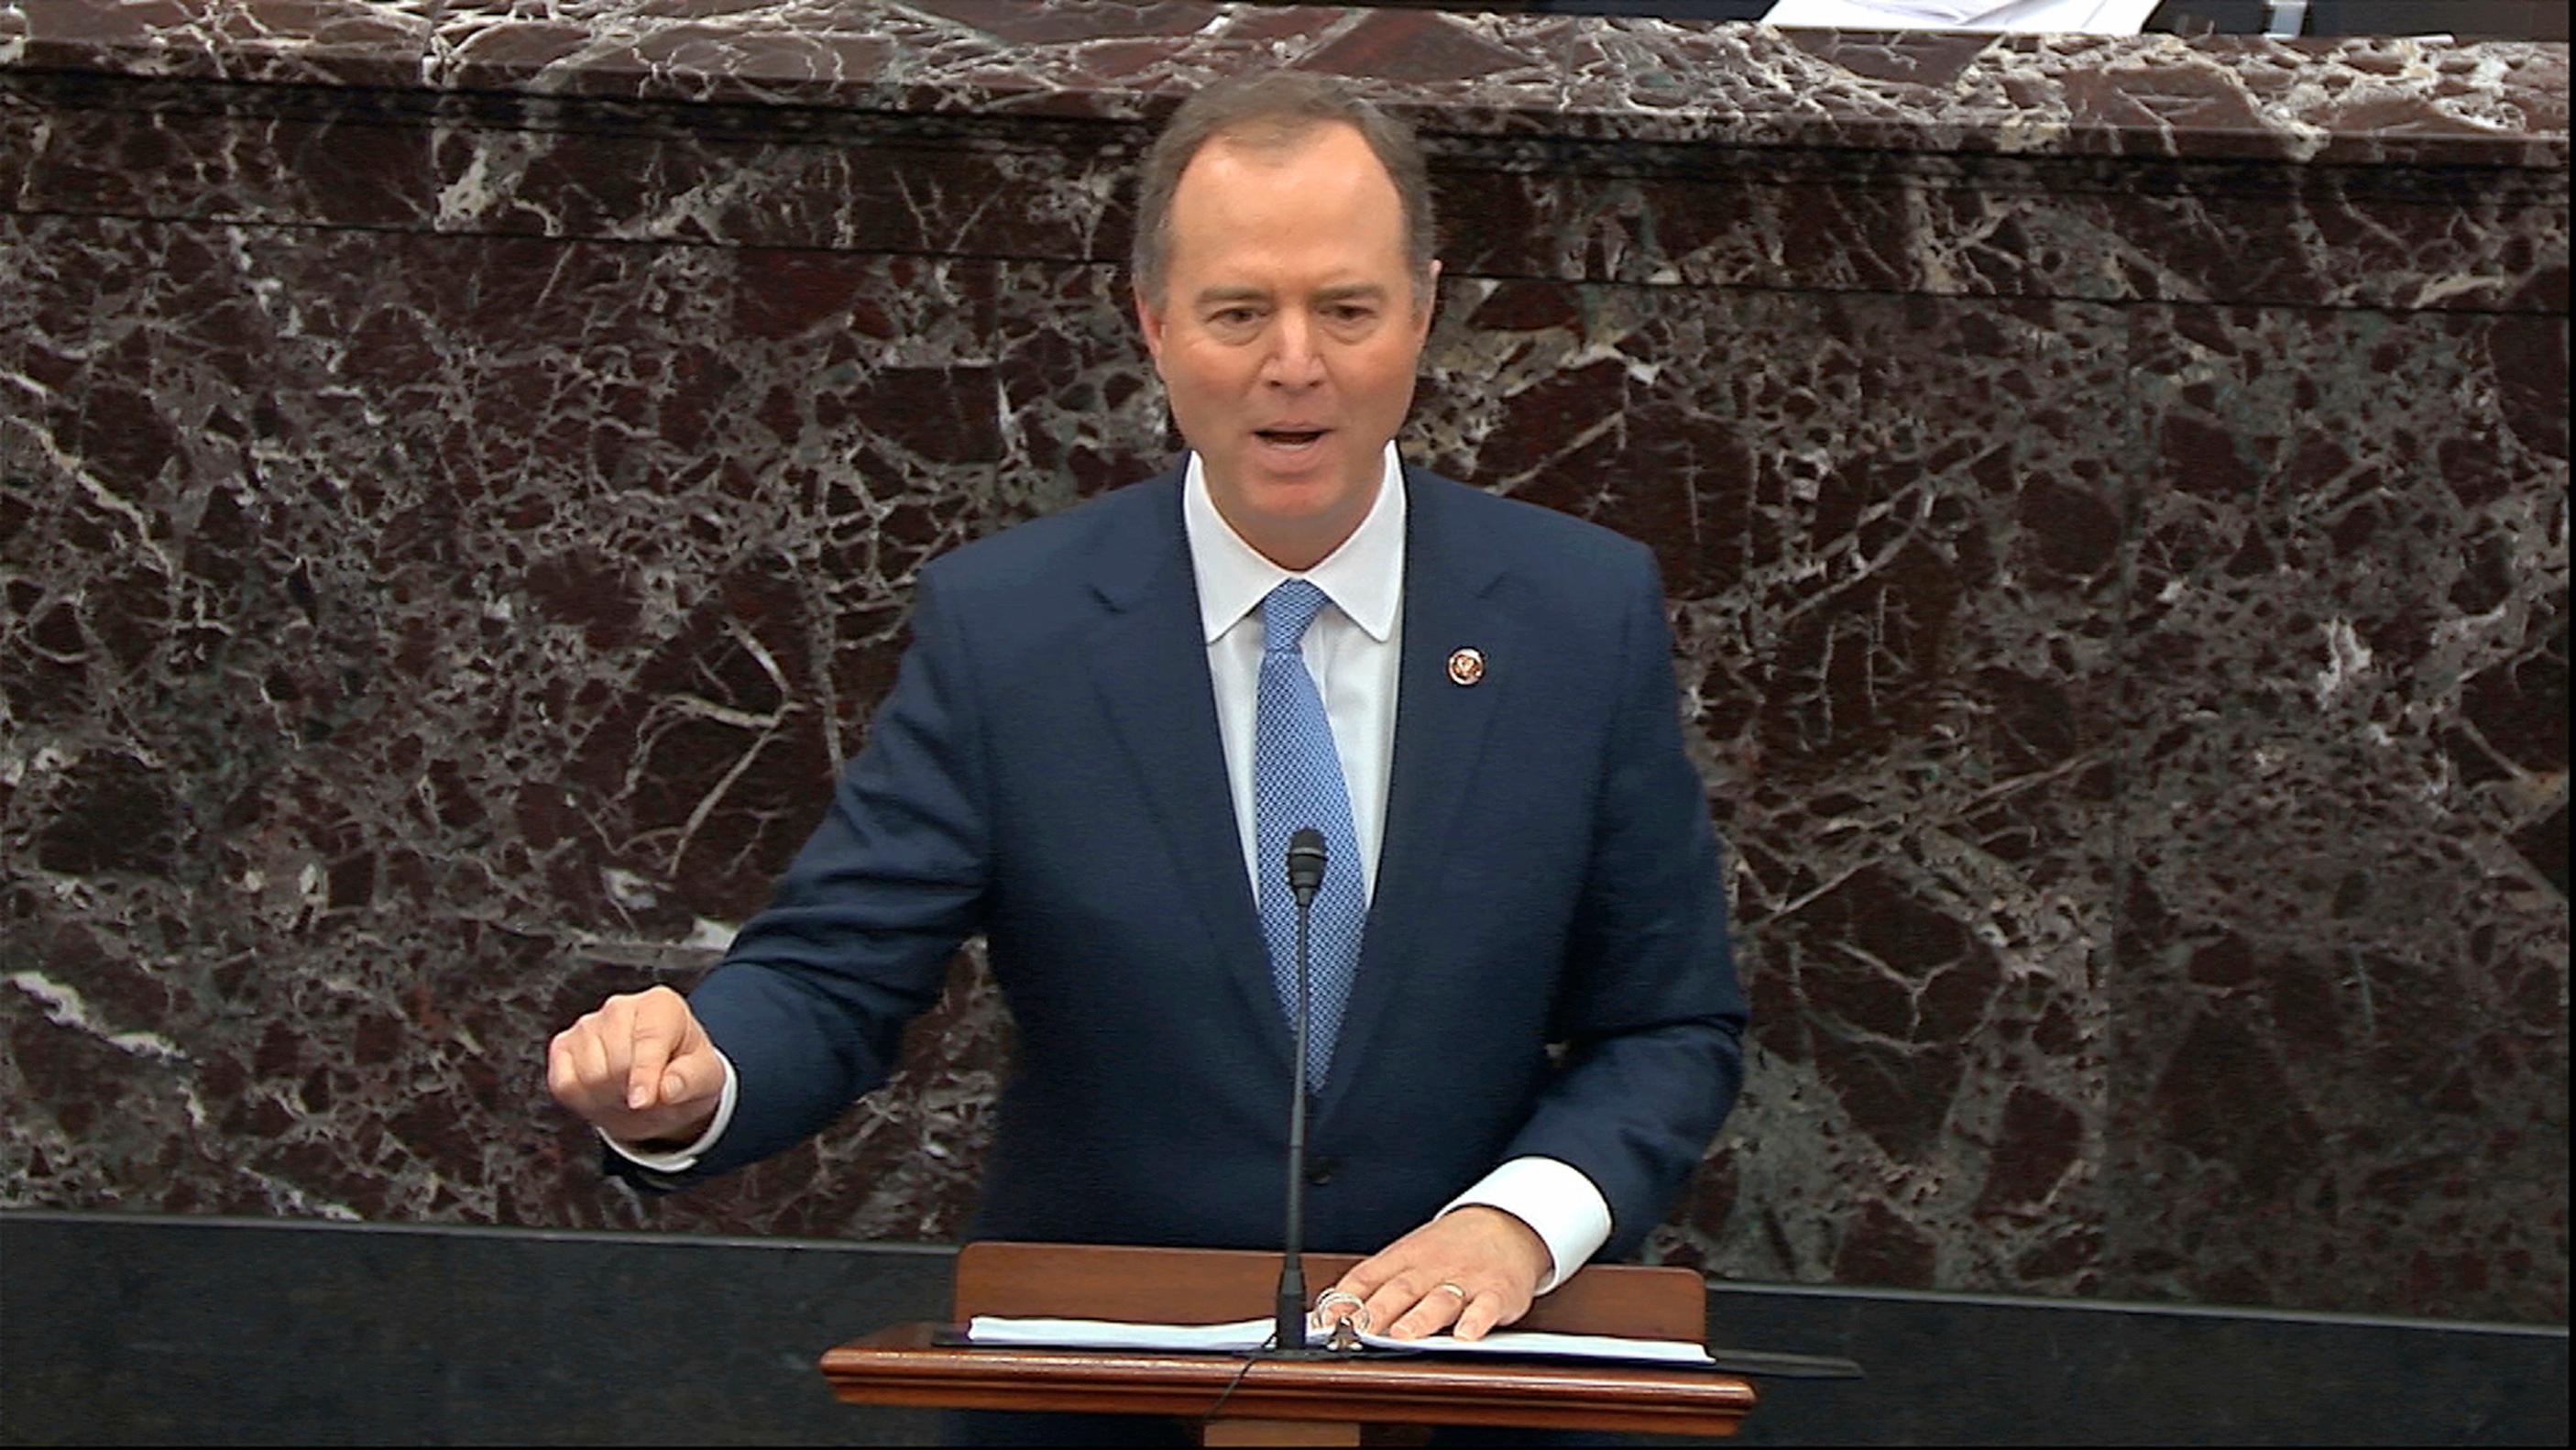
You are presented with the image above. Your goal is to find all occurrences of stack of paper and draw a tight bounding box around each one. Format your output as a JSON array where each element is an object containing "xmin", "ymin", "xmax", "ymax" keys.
[
  {"xmin": 1760, "ymin": 0, "xmax": 2162, "ymax": 33},
  {"xmin": 965, "ymin": 1314, "xmax": 1716, "ymax": 1367}
]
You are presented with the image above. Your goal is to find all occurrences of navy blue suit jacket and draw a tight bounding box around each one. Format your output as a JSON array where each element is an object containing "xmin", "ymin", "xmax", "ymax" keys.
[{"xmin": 652, "ymin": 465, "xmax": 1745, "ymax": 1261}]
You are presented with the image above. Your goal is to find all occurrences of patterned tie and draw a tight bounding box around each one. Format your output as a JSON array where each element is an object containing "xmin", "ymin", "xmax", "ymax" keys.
[{"xmin": 1254, "ymin": 579, "xmax": 1366, "ymax": 1091}]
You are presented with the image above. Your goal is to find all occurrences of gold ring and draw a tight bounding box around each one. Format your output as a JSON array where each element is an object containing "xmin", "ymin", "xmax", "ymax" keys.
[{"xmin": 1433, "ymin": 1281, "xmax": 1468, "ymax": 1300}]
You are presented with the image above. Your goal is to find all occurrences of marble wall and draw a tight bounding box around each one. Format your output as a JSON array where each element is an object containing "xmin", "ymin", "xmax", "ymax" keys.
[{"xmin": 2, "ymin": 1, "xmax": 2565, "ymax": 1323}]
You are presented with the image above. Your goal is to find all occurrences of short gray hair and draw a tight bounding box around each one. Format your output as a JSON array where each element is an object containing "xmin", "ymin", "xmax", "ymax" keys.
[{"xmin": 1130, "ymin": 72, "xmax": 1438, "ymax": 310}]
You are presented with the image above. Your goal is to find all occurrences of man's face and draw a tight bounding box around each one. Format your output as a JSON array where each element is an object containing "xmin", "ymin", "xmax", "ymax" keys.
[{"xmin": 1136, "ymin": 121, "xmax": 1438, "ymax": 570}]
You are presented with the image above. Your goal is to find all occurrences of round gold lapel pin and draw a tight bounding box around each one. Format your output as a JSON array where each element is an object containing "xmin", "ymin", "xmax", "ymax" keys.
[{"xmin": 1447, "ymin": 647, "xmax": 1485, "ymax": 687}]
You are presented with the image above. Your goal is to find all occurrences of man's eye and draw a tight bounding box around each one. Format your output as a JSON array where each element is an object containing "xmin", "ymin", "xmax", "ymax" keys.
[{"xmin": 1211, "ymin": 308, "xmax": 1259, "ymax": 326}]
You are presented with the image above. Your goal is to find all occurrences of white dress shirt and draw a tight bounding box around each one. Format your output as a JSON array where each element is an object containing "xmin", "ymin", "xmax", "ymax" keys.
[
  {"xmin": 617, "ymin": 444, "xmax": 1611, "ymax": 1293},
  {"xmin": 1185, "ymin": 446, "xmax": 1405, "ymax": 903}
]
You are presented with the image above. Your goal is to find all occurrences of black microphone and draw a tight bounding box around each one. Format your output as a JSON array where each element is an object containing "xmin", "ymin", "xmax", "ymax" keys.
[
  {"xmin": 1274, "ymin": 827, "xmax": 1328, "ymax": 1354},
  {"xmin": 1287, "ymin": 829, "xmax": 1326, "ymax": 904}
]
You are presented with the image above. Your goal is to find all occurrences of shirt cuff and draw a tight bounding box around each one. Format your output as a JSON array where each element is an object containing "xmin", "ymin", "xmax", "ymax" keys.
[
  {"xmin": 598, "ymin": 1049, "xmax": 739, "ymax": 1172},
  {"xmin": 1441, "ymin": 1156, "xmax": 1613, "ymax": 1296}
]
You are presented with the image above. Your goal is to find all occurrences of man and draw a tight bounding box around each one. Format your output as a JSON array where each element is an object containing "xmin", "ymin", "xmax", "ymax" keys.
[{"xmin": 549, "ymin": 71, "xmax": 1743, "ymax": 1364}]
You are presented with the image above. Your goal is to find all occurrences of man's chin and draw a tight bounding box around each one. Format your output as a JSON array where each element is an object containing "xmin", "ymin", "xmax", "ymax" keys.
[
  {"xmin": 1244, "ymin": 481, "xmax": 1365, "ymax": 535},
  {"xmin": 1200, "ymin": 463, "xmax": 1373, "ymax": 563}
]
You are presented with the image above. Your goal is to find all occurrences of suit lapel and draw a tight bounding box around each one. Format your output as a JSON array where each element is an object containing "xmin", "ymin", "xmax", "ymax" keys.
[
  {"xmin": 1085, "ymin": 475, "xmax": 1286, "ymax": 1072},
  {"xmin": 1321, "ymin": 469, "xmax": 1514, "ymax": 1119}
]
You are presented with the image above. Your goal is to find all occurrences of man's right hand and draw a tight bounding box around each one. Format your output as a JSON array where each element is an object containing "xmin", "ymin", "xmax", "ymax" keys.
[{"xmin": 546, "ymin": 985, "xmax": 726, "ymax": 1148}]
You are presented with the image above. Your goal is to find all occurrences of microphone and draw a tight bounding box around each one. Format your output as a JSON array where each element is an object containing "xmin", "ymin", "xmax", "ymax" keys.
[
  {"xmin": 1274, "ymin": 827, "xmax": 1328, "ymax": 1355},
  {"xmin": 1287, "ymin": 829, "xmax": 1326, "ymax": 904}
]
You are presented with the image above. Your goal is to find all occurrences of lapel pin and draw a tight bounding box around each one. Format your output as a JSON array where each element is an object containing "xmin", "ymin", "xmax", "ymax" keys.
[{"xmin": 1447, "ymin": 647, "xmax": 1485, "ymax": 687}]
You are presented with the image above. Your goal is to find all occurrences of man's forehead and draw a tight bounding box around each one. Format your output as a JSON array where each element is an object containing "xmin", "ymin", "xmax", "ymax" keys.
[
  {"xmin": 1180, "ymin": 118, "xmax": 1385, "ymax": 188},
  {"xmin": 1166, "ymin": 126, "xmax": 1403, "ymax": 245},
  {"xmin": 1201, "ymin": 115, "xmax": 1365, "ymax": 162}
]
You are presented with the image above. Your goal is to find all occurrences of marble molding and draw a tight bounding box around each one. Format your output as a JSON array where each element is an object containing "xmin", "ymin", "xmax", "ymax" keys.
[{"xmin": 1, "ymin": 1, "xmax": 2566, "ymax": 1324}]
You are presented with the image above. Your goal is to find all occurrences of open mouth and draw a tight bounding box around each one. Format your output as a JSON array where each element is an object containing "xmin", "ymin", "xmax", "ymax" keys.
[{"xmin": 1255, "ymin": 428, "xmax": 1329, "ymax": 450}]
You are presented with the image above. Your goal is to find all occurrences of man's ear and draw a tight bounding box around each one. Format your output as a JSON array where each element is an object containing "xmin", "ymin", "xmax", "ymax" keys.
[
  {"xmin": 1411, "ymin": 258, "xmax": 1443, "ymax": 335},
  {"xmin": 1135, "ymin": 281, "xmax": 1167, "ymax": 367}
]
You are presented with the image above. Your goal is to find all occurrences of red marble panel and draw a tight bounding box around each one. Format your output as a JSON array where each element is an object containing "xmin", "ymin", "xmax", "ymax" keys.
[
  {"xmin": 1565, "ymin": 288, "xmax": 2126, "ymax": 1296},
  {"xmin": 2110, "ymin": 302, "xmax": 2569, "ymax": 1321},
  {"xmin": 0, "ymin": 216, "xmax": 1038, "ymax": 1238},
  {"xmin": 9, "ymin": 1, "xmax": 2564, "ymax": 165},
  {"xmin": 12, "ymin": 0, "xmax": 433, "ymax": 90}
]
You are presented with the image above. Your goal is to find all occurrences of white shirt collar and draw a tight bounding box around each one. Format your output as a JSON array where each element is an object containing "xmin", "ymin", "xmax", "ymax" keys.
[{"xmin": 1183, "ymin": 444, "xmax": 1405, "ymax": 646}]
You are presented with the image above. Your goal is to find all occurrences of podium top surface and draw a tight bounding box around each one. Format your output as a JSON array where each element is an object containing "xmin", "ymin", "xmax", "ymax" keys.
[{"xmin": 820, "ymin": 1322, "xmax": 1758, "ymax": 1437}]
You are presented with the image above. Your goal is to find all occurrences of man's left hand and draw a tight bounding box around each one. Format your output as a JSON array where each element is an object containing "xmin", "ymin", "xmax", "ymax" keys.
[{"xmin": 1318, "ymin": 1205, "xmax": 1553, "ymax": 1342}]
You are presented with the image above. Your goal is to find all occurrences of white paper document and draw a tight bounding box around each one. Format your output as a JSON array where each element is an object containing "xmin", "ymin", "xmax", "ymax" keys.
[
  {"xmin": 965, "ymin": 1314, "xmax": 1716, "ymax": 1367},
  {"xmin": 1760, "ymin": 0, "xmax": 2161, "ymax": 33}
]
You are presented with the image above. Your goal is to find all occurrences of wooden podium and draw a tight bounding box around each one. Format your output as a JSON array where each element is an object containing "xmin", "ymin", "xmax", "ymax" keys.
[{"xmin": 817, "ymin": 1242, "xmax": 1756, "ymax": 1445}]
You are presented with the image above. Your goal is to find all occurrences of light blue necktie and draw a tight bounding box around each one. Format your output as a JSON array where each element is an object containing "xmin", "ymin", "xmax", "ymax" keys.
[{"xmin": 1254, "ymin": 579, "xmax": 1366, "ymax": 1091}]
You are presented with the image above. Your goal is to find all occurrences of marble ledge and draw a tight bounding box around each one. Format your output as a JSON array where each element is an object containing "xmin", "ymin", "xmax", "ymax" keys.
[{"xmin": 0, "ymin": 0, "xmax": 2563, "ymax": 170}]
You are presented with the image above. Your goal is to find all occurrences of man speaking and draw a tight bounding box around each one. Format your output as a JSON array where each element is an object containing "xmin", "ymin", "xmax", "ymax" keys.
[{"xmin": 547, "ymin": 71, "xmax": 1745, "ymax": 1371}]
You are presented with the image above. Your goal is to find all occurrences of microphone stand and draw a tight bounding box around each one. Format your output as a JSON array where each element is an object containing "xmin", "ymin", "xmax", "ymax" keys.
[{"xmin": 1272, "ymin": 829, "xmax": 1332, "ymax": 1357}]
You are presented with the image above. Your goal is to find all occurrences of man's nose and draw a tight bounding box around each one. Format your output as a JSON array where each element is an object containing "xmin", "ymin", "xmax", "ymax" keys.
[{"xmin": 1260, "ymin": 312, "xmax": 1325, "ymax": 388}]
